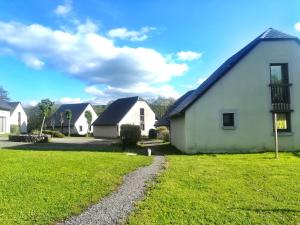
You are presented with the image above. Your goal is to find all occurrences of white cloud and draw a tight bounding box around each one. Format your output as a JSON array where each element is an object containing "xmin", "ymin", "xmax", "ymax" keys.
[
  {"xmin": 197, "ymin": 76, "xmax": 208, "ymax": 85},
  {"xmin": 54, "ymin": 0, "xmax": 72, "ymax": 16},
  {"xmin": 0, "ymin": 20, "xmax": 187, "ymax": 91},
  {"xmin": 84, "ymin": 83, "xmax": 180, "ymax": 104},
  {"xmin": 294, "ymin": 22, "xmax": 300, "ymax": 31},
  {"xmin": 85, "ymin": 86, "xmax": 104, "ymax": 96},
  {"xmin": 59, "ymin": 97, "xmax": 83, "ymax": 104},
  {"xmin": 177, "ymin": 51, "xmax": 202, "ymax": 61},
  {"xmin": 107, "ymin": 26, "xmax": 155, "ymax": 41},
  {"xmin": 23, "ymin": 55, "xmax": 44, "ymax": 69}
]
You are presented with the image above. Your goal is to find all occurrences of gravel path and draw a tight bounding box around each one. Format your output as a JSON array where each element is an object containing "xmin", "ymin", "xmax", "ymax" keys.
[{"xmin": 58, "ymin": 154, "xmax": 165, "ymax": 225}]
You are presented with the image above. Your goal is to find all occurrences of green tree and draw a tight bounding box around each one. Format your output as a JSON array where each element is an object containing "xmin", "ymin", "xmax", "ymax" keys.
[
  {"xmin": 0, "ymin": 86, "xmax": 10, "ymax": 101},
  {"xmin": 65, "ymin": 109, "xmax": 72, "ymax": 137},
  {"xmin": 84, "ymin": 110, "xmax": 93, "ymax": 136},
  {"xmin": 38, "ymin": 99, "xmax": 54, "ymax": 135}
]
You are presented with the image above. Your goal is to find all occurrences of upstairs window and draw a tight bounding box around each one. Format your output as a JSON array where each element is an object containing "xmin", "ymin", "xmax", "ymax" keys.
[
  {"xmin": 140, "ymin": 108, "xmax": 145, "ymax": 122},
  {"xmin": 79, "ymin": 126, "xmax": 83, "ymax": 132},
  {"xmin": 270, "ymin": 64, "xmax": 289, "ymax": 85}
]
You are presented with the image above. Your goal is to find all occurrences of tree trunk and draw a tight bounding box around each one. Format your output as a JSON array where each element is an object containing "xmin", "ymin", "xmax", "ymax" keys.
[
  {"xmin": 40, "ymin": 116, "xmax": 46, "ymax": 136},
  {"xmin": 68, "ymin": 120, "xmax": 71, "ymax": 137}
]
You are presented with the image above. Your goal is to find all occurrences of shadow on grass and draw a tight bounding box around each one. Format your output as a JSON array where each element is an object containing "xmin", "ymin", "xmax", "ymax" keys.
[
  {"xmin": 230, "ymin": 207, "xmax": 300, "ymax": 213},
  {"xmin": 292, "ymin": 151, "xmax": 300, "ymax": 158},
  {"xmin": 4, "ymin": 142, "xmax": 149, "ymax": 155},
  {"xmin": 3, "ymin": 141, "xmax": 183, "ymax": 156}
]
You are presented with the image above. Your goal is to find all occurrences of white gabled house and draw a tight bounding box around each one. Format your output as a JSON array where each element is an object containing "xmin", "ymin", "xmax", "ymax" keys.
[
  {"xmin": 49, "ymin": 103, "xmax": 97, "ymax": 135},
  {"xmin": 7, "ymin": 102, "xmax": 28, "ymax": 133},
  {"xmin": 168, "ymin": 28, "xmax": 300, "ymax": 154},
  {"xmin": 93, "ymin": 96, "xmax": 156, "ymax": 138},
  {"xmin": 0, "ymin": 101, "xmax": 11, "ymax": 133}
]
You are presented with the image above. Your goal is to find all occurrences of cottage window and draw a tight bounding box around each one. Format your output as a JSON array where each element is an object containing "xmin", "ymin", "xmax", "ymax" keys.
[
  {"xmin": 222, "ymin": 113, "xmax": 235, "ymax": 128},
  {"xmin": 274, "ymin": 113, "xmax": 291, "ymax": 132},
  {"xmin": 79, "ymin": 126, "xmax": 83, "ymax": 132}
]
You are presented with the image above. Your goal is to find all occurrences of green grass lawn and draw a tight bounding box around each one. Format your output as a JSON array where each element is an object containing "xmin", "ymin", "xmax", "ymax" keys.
[
  {"xmin": 128, "ymin": 152, "xmax": 300, "ymax": 225},
  {"xmin": 0, "ymin": 149, "xmax": 152, "ymax": 225}
]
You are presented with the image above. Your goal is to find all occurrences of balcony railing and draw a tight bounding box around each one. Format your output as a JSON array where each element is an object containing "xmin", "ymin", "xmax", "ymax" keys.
[{"xmin": 270, "ymin": 83, "xmax": 292, "ymax": 112}]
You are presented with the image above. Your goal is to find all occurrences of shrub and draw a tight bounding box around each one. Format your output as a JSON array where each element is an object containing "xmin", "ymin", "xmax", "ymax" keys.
[
  {"xmin": 9, "ymin": 134, "xmax": 50, "ymax": 143},
  {"xmin": 43, "ymin": 130, "xmax": 65, "ymax": 138},
  {"xmin": 160, "ymin": 130, "xmax": 170, "ymax": 142},
  {"xmin": 156, "ymin": 126, "xmax": 170, "ymax": 142},
  {"xmin": 148, "ymin": 129, "xmax": 157, "ymax": 139},
  {"xmin": 120, "ymin": 124, "xmax": 141, "ymax": 146},
  {"xmin": 10, "ymin": 125, "xmax": 20, "ymax": 134}
]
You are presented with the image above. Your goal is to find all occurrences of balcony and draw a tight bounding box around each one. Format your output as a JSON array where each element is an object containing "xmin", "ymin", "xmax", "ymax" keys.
[{"xmin": 269, "ymin": 83, "xmax": 292, "ymax": 112}]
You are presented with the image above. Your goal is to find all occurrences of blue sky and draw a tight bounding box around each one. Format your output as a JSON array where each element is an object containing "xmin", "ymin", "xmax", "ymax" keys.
[{"xmin": 1, "ymin": 0, "xmax": 300, "ymax": 105}]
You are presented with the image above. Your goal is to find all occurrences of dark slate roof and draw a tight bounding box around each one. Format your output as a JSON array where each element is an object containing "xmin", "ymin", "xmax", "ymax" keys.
[
  {"xmin": 7, "ymin": 102, "xmax": 20, "ymax": 113},
  {"xmin": 93, "ymin": 96, "xmax": 140, "ymax": 126},
  {"xmin": 49, "ymin": 103, "xmax": 90, "ymax": 127},
  {"xmin": 155, "ymin": 90, "xmax": 194, "ymax": 127},
  {"xmin": 0, "ymin": 101, "xmax": 11, "ymax": 111},
  {"xmin": 169, "ymin": 28, "xmax": 299, "ymax": 117}
]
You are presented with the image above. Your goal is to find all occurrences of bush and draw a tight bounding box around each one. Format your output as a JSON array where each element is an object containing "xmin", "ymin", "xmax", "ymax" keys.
[
  {"xmin": 148, "ymin": 129, "xmax": 157, "ymax": 139},
  {"xmin": 10, "ymin": 125, "xmax": 20, "ymax": 134},
  {"xmin": 120, "ymin": 124, "xmax": 141, "ymax": 146},
  {"xmin": 43, "ymin": 130, "xmax": 65, "ymax": 138},
  {"xmin": 9, "ymin": 134, "xmax": 50, "ymax": 143},
  {"xmin": 156, "ymin": 126, "xmax": 170, "ymax": 142}
]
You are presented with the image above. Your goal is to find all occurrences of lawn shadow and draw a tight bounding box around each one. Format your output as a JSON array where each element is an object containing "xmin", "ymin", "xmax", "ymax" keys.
[
  {"xmin": 4, "ymin": 141, "xmax": 148, "ymax": 155},
  {"xmin": 292, "ymin": 151, "xmax": 300, "ymax": 158},
  {"xmin": 230, "ymin": 207, "xmax": 300, "ymax": 213}
]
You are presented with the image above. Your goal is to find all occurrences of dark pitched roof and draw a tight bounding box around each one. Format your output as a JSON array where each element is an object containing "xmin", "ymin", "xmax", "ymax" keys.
[
  {"xmin": 155, "ymin": 90, "xmax": 194, "ymax": 127},
  {"xmin": 0, "ymin": 101, "xmax": 11, "ymax": 111},
  {"xmin": 93, "ymin": 96, "xmax": 140, "ymax": 126},
  {"xmin": 7, "ymin": 102, "xmax": 20, "ymax": 113},
  {"xmin": 50, "ymin": 103, "xmax": 90, "ymax": 127},
  {"xmin": 169, "ymin": 28, "xmax": 299, "ymax": 117}
]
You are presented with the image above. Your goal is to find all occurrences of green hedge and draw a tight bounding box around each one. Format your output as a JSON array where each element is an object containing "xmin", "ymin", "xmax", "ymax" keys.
[
  {"xmin": 120, "ymin": 124, "xmax": 141, "ymax": 146},
  {"xmin": 9, "ymin": 134, "xmax": 50, "ymax": 143},
  {"xmin": 43, "ymin": 130, "xmax": 65, "ymax": 138},
  {"xmin": 10, "ymin": 125, "xmax": 20, "ymax": 135},
  {"xmin": 156, "ymin": 126, "xmax": 170, "ymax": 142}
]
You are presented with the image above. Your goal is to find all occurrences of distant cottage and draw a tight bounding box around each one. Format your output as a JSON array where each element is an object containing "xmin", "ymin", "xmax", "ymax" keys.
[
  {"xmin": 168, "ymin": 28, "xmax": 300, "ymax": 153},
  {"xmin": 93, "ymin": 96, "xmax": 156, "ymax": 138},
  {"xmin": 0, "ymin": 101, "xmax": 28, "ymax": 133},
  {"xmin": 49, "ymin": 103, "xmax": 97, "ymax": 135},
  {"xmin": 0, "ymin": 101, "xmax": 12, "ymax": 133},
  {"xmin": 7, "ymin": 102, "xmax": 28, "ymax": 133}
]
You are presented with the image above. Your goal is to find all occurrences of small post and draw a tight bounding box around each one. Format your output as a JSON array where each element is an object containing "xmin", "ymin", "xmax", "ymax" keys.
[
  {"xmin": 147, "ymin": 148, "xmax": 152, "ymax": 156},
  {"xmin": 274, "ymin": 113, "xmax": 279, "ymax": 159}
]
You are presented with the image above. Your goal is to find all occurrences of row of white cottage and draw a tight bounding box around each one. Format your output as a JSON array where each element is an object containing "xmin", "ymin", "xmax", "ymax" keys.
[
  {"xmin": 48, "ymin": 96, "xmax": 156, "ymax": 137},
  {"xmin": 0, "ymin": 97, "xmax": 156, "ymax": 137}
]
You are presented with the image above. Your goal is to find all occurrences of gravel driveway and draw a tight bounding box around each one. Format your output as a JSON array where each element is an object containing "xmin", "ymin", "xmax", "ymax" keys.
[{"xmin": 58, "ymin": 154, "xmax": 166, "ymax": 225}]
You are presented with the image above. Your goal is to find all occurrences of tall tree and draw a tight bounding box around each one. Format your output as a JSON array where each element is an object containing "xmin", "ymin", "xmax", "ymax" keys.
[
  {"xmin": 59, "ymin": 112, "xmax": 64, "ymax": 133},
  {"xmin": 84, "ymin": 110, "xmax": 92, "ymax": 136},
  {"xmin": 65, "ymin": 109, "xmax": 72, "ymax": 137},
  {"xmin": 38, "ymin": 99, "xmax": 54, "ymax": 135},
  {"xmin": 0, "ymin": 86, "xmax": 10, "ymax": 101}
]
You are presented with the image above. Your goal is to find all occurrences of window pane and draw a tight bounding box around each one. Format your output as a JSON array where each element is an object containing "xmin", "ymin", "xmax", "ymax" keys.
[
  {"xmin": 270, "ymin": 65, "xmax": 282, "ymax": 84},
  {"xmin": 276, "ymin": 113, "xmax": 287, "ymax": 130},
  {"xmin": 223, "ymin": 113, "xmax": 234, "ymax": 127}
]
